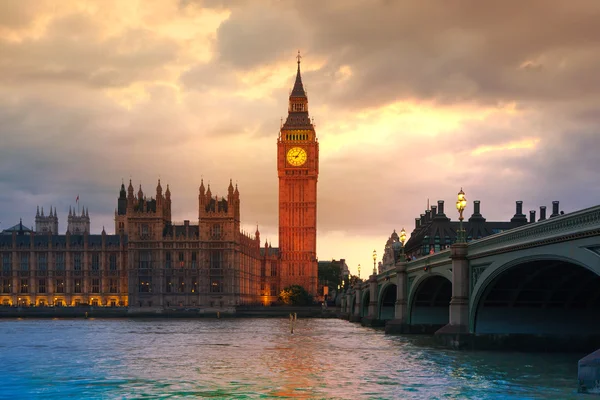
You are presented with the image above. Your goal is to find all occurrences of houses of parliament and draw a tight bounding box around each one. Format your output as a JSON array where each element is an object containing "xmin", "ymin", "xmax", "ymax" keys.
[{"xmin": 0, "ymin": 56, "xmax": 319, "ymax": 309}]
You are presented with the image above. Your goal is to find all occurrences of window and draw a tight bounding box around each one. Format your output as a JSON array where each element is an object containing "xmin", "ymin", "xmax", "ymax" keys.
[
  {"xmin": 2, "ymin": 279, "xmax": 10, "ymax": 293},
  {"xmin": 56, "ymin": 253, "xmax": 65, "ymax": 272},
  {"xmin": 20, "ymin": 254, "xmax": 29, "ymax": 271},
  {"xmin": 91, "ymin": 278, "xmax": 100, "ymax": 293},
  {"xmin": 91, "ymin": 299, "xmax": 99, "ymax": 306},
  {"xmin": 109, "ymin": 254, "xmax": 117, "ymax": 271},
  {"xmin": 166, "ymin": 252, "xmax": 172, "ymax": 269},
  {"xmin": 74, "ymin": 279, "xmax": 82, "ymax": 293},
  {"xmin": 20, "ymin": 279, "xmax": 28, "ymax": 293},
  {"xmin": 74, "ymin": 253, "xmax": 82, "ymax": 271},
  {"xmin": 139, "ymin": 251, "xmax": 151, "ymax": 269},
  {"xmin": 56, "ymin": 279, "xmax": 64, "ymax": 293},
  {"xmin": 261, "ymin": 264, "xmax": 266, "ymax": 277},
  {"xmin": 210, "ymin": 278, "xmax": 222, "ymax": 293},
  {"xmin": 38, "ymin": 279, "xmax": 46, "ymax": 293},
  {"xmin": 271, "ymin": 284, "xmax": 277, "ymax": 296},
  {"xmin": 211, "ymin": 224, "xmax": 221, "ymax": 240},
  {"xmin": 38, "ymin": 253, "xmax": 47, "ymax": 271},
  {"xmin": 141, "ymin": 224, "xmax": 149, "ymax": 236},
  {"xmin": 191, "ymin": 280, "xmax": 197, "ymax": 293},
  {"xmin": 178, "ymin": 277, "xmax": 185, "ymax": 293},
  {"xmin": 191, "ymin": 252, "xmax": 197, "ymax": 269},
  {"xmin": 109, "ymin": 279, "xmax": 118, "ymax": 293},
  {"xmin": 2, "ymin": 253, "xmax": 10, "ymax": 275},
  {"xmin": 210, "ymin": 251, "xmax": 222, "ymax": 270},
  {"xmin": 271, "ymin": 262, "xmax": 277, "ymax": 277},
  {"xmin": 91, "ymin": 254, "xmax": 100, "ymax": 271},
  {"xmin": 178, "ymin": 252, "xmax": 184, "ymax": 268},
  {"xmin": 166, "ymin": 276, "xmax": 172, "ymax": 293},
  {"xmin": 138, "ymin": 277, "xmax": 151, "ymax": 293}
]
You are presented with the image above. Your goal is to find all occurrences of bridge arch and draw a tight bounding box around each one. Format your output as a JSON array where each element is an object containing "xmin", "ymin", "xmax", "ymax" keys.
[
  {"xmin": 470, "ymin": 254, "xmax": 600, "ymax": 337},
  {"xmin": 360, "ymin": 289, "xmax": 370, "ymax": 317},
  {"xmin": 377, "ymin": 282, "xmax": 397, "ymax": 320},
  {"xmin": 407, "ymin": 273, "xmax": 452, "ymax": 332}
]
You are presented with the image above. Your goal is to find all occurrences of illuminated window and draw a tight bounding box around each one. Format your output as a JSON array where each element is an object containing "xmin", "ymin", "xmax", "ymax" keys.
[
  {"xmin": 178, "ymin": 277, "xmax": 185, "ymax": 293},
  {"xmin": 210, "ymin": 279, "xmax": 222, "ymax": 293},
  {"xmin": 20, "ymin": 278, "xmax": 28, "ymax": 293},
  {"xmin": 2, "ymin": 279, "xmax": 11, "ymax": 293},
  {"xmin": 166, "ymin": 276, "xmax": 172, "ymax": 293},
  {"xmin": 73, "ymin": 278, "xmax": 82, "ymax": 293},
  {"xmin": 56, "ymin": 279, "xmax": 64, "ymax": 293},
  {"xmin": 138, "ymin": 277, "xmax": 151, "ymax": 293}
]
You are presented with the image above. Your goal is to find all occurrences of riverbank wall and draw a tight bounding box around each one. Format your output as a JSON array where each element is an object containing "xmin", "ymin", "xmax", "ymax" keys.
[{"xmin": 0, "ymin": 305, "xmax": 339, "ymax": 319}]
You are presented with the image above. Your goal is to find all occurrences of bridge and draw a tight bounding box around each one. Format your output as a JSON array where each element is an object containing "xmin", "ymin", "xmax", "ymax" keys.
[{"xmin": 341, "ymin": 205, "xmax": 600, "ymax": 351}]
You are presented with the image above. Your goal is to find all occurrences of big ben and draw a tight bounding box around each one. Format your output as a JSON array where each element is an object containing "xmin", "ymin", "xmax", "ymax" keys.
[{"xmin": 278, "ymin": 52, "xmax": 319, "ymax": 296}]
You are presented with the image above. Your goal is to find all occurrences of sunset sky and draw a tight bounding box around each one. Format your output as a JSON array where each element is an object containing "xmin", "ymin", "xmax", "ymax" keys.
[{"xmin": 1, "ymin": 0, "xmax": 599, "ymax": 276}]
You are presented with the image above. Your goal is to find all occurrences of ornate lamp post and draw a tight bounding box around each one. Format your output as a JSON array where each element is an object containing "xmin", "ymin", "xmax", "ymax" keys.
[
  {"xmin": 358, "ymin": 264, "xmax": 361, "ymax": 280},
  {"xmin": 400, "ymin": 228, "xmax": 407, "ymax": 255},
  {"xmin": 456, "ymin": 188, "xmax": 468, "ymax": 243},
  {"xmin": 372, "ymin": 249, "xmax": 377, "ymax": 275}
]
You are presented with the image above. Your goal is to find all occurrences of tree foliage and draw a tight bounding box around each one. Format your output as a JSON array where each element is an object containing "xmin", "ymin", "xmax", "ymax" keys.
[
  {"xmin": 318, "ymin": 262, "xmax": 341, "ymax": 286},
  {"xmin": 278, "ymin": 285, "xmax": 313, "ymax": 306}
]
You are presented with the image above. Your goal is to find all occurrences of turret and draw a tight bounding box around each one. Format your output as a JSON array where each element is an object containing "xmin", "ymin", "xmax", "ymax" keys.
[
  {"xmin": 118, "ymin": 181, "xmax": 127, "ymax": 215},
  {"xmin": 127, "ymin": 179, "xmax": 135, "ymax": 207},
  {"xmin": 137, "ymin": 184, "xmax": 144, "ymax": 201},
  {"xmin": 228, "ymin": 179, "xmax": 234, "ymax": 202},
  {"xmin": 199, "ymin": 179, "xmax": 206, "ymax": 205},
  {"xmin": 156, "ymin": 179, "xmax": 163, "ymax": 205}
]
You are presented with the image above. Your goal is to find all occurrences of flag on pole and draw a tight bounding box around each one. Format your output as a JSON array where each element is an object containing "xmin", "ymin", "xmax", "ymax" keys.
[{"xmin": 76, "ymin": 195, "xmax": 79, "ymax": 203}]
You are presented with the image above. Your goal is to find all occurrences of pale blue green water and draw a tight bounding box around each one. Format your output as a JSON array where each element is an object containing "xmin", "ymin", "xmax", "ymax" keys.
[{"xmin": 0, "ymin": 318, "xmax": 585, "ymax": 399}]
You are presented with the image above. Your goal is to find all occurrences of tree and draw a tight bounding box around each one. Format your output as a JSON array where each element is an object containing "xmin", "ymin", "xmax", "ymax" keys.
[{"xmin": 278, "ymin": 285, "xmax": 313, "ymax": 306}]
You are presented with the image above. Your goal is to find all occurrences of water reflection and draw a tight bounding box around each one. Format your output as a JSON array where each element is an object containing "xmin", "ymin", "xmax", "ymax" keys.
[{"xmin": 0, "ymin": 318, "xmax": 584, "ymax": 399}]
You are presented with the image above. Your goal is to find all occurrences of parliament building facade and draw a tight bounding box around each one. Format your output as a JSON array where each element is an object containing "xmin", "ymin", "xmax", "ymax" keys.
[{"xmin": 0, "ymin": 57, "xmax": 319, "ymax": 309}]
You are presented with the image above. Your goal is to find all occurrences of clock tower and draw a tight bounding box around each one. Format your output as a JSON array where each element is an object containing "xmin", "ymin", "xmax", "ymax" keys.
[{"xmin": 278, "ymin": 53, "xmax": 319, "ymax": 296}]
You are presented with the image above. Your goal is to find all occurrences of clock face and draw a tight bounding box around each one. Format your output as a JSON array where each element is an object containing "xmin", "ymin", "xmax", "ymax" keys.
[{"xmin": 286, "ymin": 147, "xmax": 307, "ymax": 166}]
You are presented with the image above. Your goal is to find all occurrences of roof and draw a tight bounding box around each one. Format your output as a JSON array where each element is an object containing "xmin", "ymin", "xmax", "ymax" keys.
[
  {"xmin": 0, "ymin": 234, "xmax": 125, "ymax": 248},
  {"xmin": 290, "ymin": 60, "xmax": 306, "ymax": 98},
  {"xmin": 1, "ymin": 220, "xmax": 33, "ymax": 235}
]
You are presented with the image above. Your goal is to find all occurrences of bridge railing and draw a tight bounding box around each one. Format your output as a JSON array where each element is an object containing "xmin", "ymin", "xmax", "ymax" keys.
[
  {"xmin": 405, "ymin": 249, "xmax": 451, "ymax": 274},
  {"xmin": 467, "ymin": 204, "xmax": 600, "ymax": 256}
]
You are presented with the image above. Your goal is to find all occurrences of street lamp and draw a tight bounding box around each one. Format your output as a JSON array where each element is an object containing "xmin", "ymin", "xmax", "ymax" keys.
[
  {"xmin": 456, "ymin": 188, "xmax": 467, "ymax": 243},
  {"xmin": 372, "ymin": 249, "xmax": 377, "ymax": 275},
  {"xmin": 358, "ymin": 264, "xmax": 361, "ymax": 279},
  {"xmin": 400, "ymin": 228, "xmax": 407, "ymax": 255}
]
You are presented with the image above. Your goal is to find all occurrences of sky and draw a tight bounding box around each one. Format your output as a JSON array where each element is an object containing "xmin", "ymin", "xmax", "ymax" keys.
[{"xmin": 1, "ymin": 0, "xmax": 599, "ymax": 276}]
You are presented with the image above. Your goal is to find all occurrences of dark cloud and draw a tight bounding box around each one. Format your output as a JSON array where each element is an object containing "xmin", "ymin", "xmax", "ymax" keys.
[{"xmin": 1, "ymin": 0, "xmax": 600, "ymax": 270}]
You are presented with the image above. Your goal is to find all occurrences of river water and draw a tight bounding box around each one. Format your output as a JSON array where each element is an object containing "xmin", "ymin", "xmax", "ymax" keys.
[{"xmin": 0, "ymin": 318, "xmax": 586, "ymax": 399}]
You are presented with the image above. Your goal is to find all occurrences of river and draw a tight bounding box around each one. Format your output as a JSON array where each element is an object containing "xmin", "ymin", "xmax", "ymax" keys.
[{"xmin": 0, "ymin": 318, "xmax": 585, "ymax": 399}]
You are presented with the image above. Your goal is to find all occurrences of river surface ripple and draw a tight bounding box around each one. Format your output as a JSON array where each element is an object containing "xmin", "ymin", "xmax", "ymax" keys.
[{"xmin": 0, "ymin": 318, "xmax": 586, "ymax": 399}]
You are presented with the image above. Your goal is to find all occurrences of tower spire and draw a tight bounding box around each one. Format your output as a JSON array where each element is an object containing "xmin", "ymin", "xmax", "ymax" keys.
[{"xmin": 291, "ymin": 50, "xmax": 306, "ymax": 98}]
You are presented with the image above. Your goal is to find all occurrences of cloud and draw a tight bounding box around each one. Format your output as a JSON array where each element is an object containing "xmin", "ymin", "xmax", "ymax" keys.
[{"xmin": 1, "ymin": 0, "xmax": 600, "ymax": 273}]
